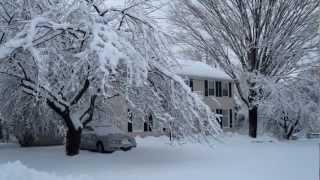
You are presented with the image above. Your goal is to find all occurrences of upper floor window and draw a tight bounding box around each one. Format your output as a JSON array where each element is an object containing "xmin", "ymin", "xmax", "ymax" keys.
[
  {"xmin": 222, "ymin": 82, "xmax": 229, "ymax": 96},
  {"xmin": 187, "ymin": 79, "xmax": 232, "ymax": 98},
  {"xmin": 205, "ymin": 80, "xmax": 215, "ymax": 96},
  {"xmin": 209, "ymin": 81, "xmax": 214, "ymax": 96}
]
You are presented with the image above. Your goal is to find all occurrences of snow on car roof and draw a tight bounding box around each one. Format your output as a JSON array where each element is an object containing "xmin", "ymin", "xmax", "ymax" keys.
[
  {"xmin": 94, "ymin": 126, "xmax": 124, "ymax": 135},
  {"xmin": 173, "ymin": 60, "xmax": 232, "ymax": 80}
]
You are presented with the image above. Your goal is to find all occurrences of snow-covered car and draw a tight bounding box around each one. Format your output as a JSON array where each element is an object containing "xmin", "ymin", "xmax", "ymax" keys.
[
  {"xmin": 80, "ymin": 126, "xmax": 136, "ymax": 153},
  {"xmin": 306, "ymin": 132, "xmax": 320, "ymax": 139}
]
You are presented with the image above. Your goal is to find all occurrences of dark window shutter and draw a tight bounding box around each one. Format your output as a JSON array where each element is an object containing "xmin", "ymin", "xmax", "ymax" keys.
[
  {"xmin": 216, "ymin": 81, "xmax": 222, "ymax": 97},
  {"xmin": 215, "ymin": 81, "xmax": 219, "ymax": 96},
  {"xmin": 128, "ymin": 122, "xmax": 132, "ymax": 132},
  {"xmin": 204, "ymin": 80, "xmax": 208, "ymax": 96},
  {"xmin": 144, "ymin": 122, "xmax": 148, "ymax": 132},
  {"xmin": 229, "ymin": 109, "xmax": 233, "ymax": 128},
  {"xmin": 229, "ymin": 82, "xmax": 232, "ymax": 97},
  {"xmin": 219, "ymin": 82, "xmax": 222, "ymax": 97},
  {"xmin": 128, "ymin": 109, "xmax": 133, "ymax": 132},
  {"xmin": 190, "ymin": 79, "xmax": 193, "ymax": 91},
  {"xmin": 148, "ymin": 114, "xmax": 153, "ymax": 132}
]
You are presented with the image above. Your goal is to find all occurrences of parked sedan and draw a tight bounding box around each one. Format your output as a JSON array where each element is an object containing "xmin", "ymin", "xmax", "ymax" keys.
[{"xmin": 80, "ymin": 126, "xmax": 136, "ymax": 153}]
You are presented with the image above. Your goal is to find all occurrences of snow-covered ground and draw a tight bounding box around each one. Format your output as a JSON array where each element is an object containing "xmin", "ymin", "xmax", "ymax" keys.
[{"xmin": 0, "ymin": 134, "xmax": 318, "ymax": 180}]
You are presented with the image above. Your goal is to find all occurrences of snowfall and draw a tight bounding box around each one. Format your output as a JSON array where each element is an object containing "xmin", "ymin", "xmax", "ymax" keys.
[{"xmin": 0, "ymin": 134, "xmax": 318, "ymax": 180}]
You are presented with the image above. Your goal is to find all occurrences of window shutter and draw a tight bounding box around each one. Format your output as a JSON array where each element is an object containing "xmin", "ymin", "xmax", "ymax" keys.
[
  {"xmin": 229, "ymin": 82, "xmax": 232, "ymax": 97},
  {"xmin": 216, "ymin": 81, "xmax": 222, "ymax": 97},
  {"xmin": 215, "ymin": 81, "xmax": 219, "ymax": 96},
  {"xmin": 128, "ymin": 122, "xmax": 132, "ymax": 132},
  {"xmin": 204, "ymin": 80, "xmax": 208, "ymax": 96},
  {"xmin": 190, "ymin": 79, "xmax": 193, "ymax": 91},
  {"xmin": 229, "ymin": 109, "xmax": 233, "ymax": 128}
]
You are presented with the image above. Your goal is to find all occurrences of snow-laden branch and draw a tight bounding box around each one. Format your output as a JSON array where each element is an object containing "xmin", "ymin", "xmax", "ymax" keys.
[{"xmin": 0, "ymin": 0, "xmax": 222, "ymax": 156}]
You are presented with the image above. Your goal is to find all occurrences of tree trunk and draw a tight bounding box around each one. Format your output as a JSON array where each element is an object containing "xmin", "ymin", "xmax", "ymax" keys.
[
  {"xmin": 65, "ymin": 128, "xmax": 82, "ymax": 156},
  {"xmin": 247, "ymin": 37, "xmax": 258, "ymax": 138},
  {"xmin": 286, "ymin": 120, "xmax": 299, "ymax": 140},
  {"xmin": 62, "ymin": 114, "xmax": 82, "ymax": 156},
  {"xmin": 249, "ymin": 106, "xmax": 258, "ymax": 138}
]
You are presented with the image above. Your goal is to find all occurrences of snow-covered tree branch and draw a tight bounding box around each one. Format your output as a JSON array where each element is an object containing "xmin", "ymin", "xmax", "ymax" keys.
[
  {"xmin": 170, "ymin": 0, "xmax": 320, "ymax": 138},
  {"xmin": 0, "ymin": 0, "xmax": 221, "ymax": 156}
]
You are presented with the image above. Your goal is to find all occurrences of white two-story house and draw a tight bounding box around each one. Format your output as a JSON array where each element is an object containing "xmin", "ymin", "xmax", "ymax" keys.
[
  {"xmin": 175, "ymin": 60, "xmax": 236, "ymax": 130},
  {"xmin": 90, "ymin": 60, "xmax": 237, "ymax": 137}
]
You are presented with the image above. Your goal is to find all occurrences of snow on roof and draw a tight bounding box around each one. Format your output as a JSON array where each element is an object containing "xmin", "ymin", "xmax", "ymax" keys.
[{"xmin": 174, "ymin": 60, "xmax": 232, "ymax": 80}]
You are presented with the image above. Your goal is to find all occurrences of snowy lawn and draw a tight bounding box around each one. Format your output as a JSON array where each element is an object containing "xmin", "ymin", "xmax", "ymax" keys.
[{"xmin": 0, "ymin": 134, "xmax": 318, "ymax": 180}]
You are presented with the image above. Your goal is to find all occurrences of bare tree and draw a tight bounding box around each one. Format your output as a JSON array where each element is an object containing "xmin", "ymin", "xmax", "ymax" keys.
[
  {"xmin": 171, "ymin": 0, "xmax": 320, "ymax": 137},
  {"xmin": 0, "ymin": 0, "xmax": 221, "ymax": 156}
]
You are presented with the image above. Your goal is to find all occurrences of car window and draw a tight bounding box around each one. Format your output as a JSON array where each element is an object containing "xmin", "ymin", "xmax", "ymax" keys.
[
  {"xmin": 83, "ymin": 130, "xmax": 94, "ymax": 135},
  {"xmin": 84, "ymin": 126, "xmax": 94, "ymax": 131}
]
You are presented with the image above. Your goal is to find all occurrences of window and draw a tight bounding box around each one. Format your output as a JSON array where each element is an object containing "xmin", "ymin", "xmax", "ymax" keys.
[
  {"xmin": 216, "ymin": 109, "xmax": 223, "ymax": 127},
  {"xmin": 216, "ymin": 109, "xmax": 223, "ymax": 114},
  {"xmin": 222, "ymin": 82, "xmax": 229, "ymax": 96},
  {"xmin": 222, "ymin": 110, "xmax": 229, "ymax": 128},
  {"xmin": 215, "ymin": 81, "xmax": 222, "ymax": 97},
  {"xmin": 217, "ymin": 109, "xmax": 230, "ymax": 128},
  {"xmin": 209, "ymin": 81, "xmax": 214, "ymax": 96},
  {"xmin": 205, "ymin": 80, "xmax": 214, "ymax": 96},
  {"xmin": 144, "ymin": 114, "xmax": 153, "ymax": 132}
]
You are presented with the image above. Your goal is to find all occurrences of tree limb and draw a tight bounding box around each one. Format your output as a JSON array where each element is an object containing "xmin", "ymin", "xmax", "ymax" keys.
[{"xmin": 70, "ymin": 79, "xmax": 90, "ymax": 106}]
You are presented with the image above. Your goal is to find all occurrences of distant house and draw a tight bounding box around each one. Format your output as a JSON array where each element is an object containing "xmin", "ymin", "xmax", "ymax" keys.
[
  {"xmin": 91, "ymin": 88, "xmax": 167, "ymax": 137},
  {"xmin": 174, "ymin": 60, "xmax": 236, "ymax": 130},
  {"xmin": 92, "ymin": 60, "xmax": 237, "ymax": 136}
]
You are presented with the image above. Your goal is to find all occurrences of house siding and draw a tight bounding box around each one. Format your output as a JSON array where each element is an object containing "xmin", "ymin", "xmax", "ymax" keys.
[
  {"xmin": 96, "ymin": 94, "xmax": 166, "ymax": 137},
  {"xmin": 92, "ymin": 74, "xmax": 236, "ymax": 136}
]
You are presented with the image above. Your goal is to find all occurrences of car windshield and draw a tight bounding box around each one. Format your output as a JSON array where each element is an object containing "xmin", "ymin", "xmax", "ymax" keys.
[{"xmin": 93, "ymin": 126, "xmax": 124, "ymax": 136}]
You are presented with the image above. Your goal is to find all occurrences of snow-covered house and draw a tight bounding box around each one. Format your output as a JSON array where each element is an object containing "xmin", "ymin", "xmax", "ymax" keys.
[
  {"xmin": 89, "ymin": 76, "xmax": 168, "ymax": 137},
  {"xmin": 93, "ymin": 94, "xmax": 167, "ymax": 137},
  {"xmin": 91, "ymin": 60, "xmax": 237, "ymax": 136},
  {"xmin": 175, "ymin": 60, "xmax": 236, "ymax": 129}
]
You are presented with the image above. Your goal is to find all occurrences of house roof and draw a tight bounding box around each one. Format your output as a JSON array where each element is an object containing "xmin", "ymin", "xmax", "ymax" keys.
[{"xmin": 174, "ymin": 60, "xmax": 232, "ymax": 80}]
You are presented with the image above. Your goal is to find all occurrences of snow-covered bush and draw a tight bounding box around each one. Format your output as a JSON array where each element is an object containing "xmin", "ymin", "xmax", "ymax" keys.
[{"xmin": 260, "ymin": 68, "xmax": 320, "ymax": 139}]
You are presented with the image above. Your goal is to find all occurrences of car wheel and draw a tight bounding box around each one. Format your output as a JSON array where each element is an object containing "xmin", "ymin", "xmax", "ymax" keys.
[
  {"xmin": 96, "ymin": 142, "xmax": 104, "ymax": 153},
  {"xmin": 121, "ymin": 147, "xmax": 132, "ymax": 152}
]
